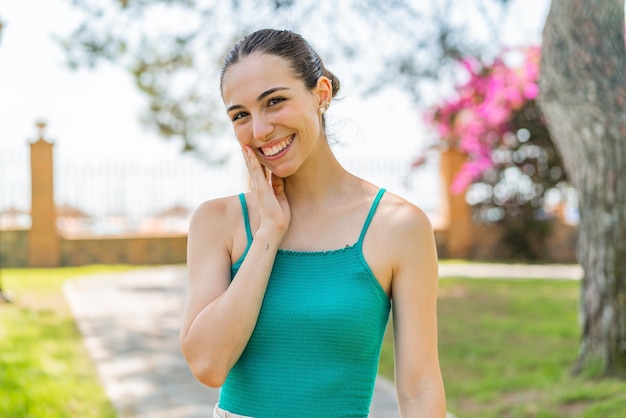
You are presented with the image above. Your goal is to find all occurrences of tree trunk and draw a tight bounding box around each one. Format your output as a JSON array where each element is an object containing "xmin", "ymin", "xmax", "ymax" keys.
[{"xmin": 539, "ymin": 0, "xmax": 626, "ymax": 378}]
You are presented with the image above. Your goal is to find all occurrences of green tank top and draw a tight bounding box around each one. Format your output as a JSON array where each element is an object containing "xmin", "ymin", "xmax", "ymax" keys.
[{"xmin": 219, "ymin": 189, "xmax": 391, "ymax": 418}]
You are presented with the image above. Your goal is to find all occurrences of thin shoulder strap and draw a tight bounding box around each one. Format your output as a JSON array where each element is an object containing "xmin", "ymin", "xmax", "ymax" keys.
[
  {"xmin": 238, "ymin": 193, "xmax": 253, "ymax": 245},
  {"xmin": 357, "ymin": 188, "xmax": 386, "ymax": 245}
]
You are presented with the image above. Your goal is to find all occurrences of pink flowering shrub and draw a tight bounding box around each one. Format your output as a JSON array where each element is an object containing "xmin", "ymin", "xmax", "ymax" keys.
[
  {"xmin": 424, "ymin": 46, "xmax": 569, "ymax": 259},
  {"xmin": 426, "ymin": 46, "xmax": 545, "ymax": 193}
]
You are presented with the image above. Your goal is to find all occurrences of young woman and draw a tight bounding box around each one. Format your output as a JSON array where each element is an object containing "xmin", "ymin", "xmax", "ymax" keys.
[{"xmin": 180, "ymin": 29, "xmax": 446, "ymax": 418}]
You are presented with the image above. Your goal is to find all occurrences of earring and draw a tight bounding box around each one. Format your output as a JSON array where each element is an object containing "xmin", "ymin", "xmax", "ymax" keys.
[{"xmin": 319, "ymin": 103, "xmax": 330, "ymax": 115}]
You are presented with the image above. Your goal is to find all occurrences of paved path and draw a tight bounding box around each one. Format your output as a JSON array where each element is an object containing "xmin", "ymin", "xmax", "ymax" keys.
[
  {"xmin": 64, "ymin": 263, "xmax": 580, "ymax": 417},
  {"xmin": 438, "ymin": 262, "xmax": 582, "ymax": 280}
]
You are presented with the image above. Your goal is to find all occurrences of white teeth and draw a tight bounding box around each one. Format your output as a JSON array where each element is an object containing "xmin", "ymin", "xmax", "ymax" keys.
[{"xmin": 262, "ymin": 137, "xmax": 292, "ymax": 157}]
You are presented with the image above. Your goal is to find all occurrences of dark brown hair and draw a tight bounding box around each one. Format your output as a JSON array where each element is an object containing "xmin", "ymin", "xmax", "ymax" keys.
[{"xmin": 220, "ymin": 29, "xmax": 340, "ymax": 98}]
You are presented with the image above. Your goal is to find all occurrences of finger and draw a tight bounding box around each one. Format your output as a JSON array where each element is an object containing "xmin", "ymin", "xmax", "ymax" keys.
[
  {"xmin": 242, "ymin": 146, "xmax": 263, "ymax": 176},
  {"xmin": 241, "ymin": 145, "xmax": 253, "ymax": 171},
  {"xmin": 241, "ymin": 147, "xmax": 256, "ymax": 191},
  {"xmin": 242, "ymin": 146, "xmax": 271, "ymax": 193}
]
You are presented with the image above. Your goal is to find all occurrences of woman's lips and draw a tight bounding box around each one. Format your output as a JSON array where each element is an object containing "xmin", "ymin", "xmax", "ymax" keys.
[{"xmin": 259, "ymin": 135, "xmax": 294, "ymax": 158}]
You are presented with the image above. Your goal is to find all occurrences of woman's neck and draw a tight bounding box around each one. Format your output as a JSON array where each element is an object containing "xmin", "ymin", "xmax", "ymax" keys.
[{"xmin": 282, "ymin": 140, "xmax": 357, "ymax": 207}]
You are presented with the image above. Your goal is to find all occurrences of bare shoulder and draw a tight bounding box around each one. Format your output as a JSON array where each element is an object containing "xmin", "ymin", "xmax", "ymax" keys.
[
  {"xmin": 187, "ymin": 194, "xmax": 248, "ymax": 260},
  {"xmin": 378, "ymin": 191, "xmax": 434, "ymax": 242},
  {"xmin": 189, "ymin": 194, "xmax": 242, "ymax": 232},
  {"xmin": 376, "ymin": 191, "xmax": 437, "ymax": 273},
  {"xmin": 361, "ymin": 188, "xmax": 437, "ymax": 292},
  {"xmin": 191, "ymin": 194, "xmax": 240, "ymax": 220}
]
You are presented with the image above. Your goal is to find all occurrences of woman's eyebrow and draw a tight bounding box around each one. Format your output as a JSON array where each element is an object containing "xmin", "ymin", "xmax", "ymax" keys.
[
  {"xmin": 226, "ymin": 87, "xmax": 290, "ymax": 113},
  {"xmin": 257, "ymin": 86, "xmax": 289, "ymax": 101}
]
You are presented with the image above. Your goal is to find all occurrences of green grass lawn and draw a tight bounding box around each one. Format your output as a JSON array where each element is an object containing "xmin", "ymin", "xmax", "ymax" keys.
[
  {"xmin": 0, "ymin": 265, "xmax": 140, "ymax": 418},
  {"xmin": 379, "ymin": 278, "xmax": 626, "ymax": 418}
]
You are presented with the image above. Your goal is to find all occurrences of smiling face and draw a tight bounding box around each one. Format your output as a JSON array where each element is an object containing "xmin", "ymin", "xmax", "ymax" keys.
[{"xmin": 221, "ymin": 52, "xmax": 332, "ymax": 178}]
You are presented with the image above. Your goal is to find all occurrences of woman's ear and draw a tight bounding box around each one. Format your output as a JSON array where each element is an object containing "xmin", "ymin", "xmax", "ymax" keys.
[{"xmin": 316, "ymin": 76, "xmax": 333, "ymax": 107}]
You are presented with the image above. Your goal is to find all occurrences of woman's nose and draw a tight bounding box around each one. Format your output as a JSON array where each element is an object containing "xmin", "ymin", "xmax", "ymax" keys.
[{"xmin": 252, "ymin": 114, "xmax": 274, "ymax": 141}]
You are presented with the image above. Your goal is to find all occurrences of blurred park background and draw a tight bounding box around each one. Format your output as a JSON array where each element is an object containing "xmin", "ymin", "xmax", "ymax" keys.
[
  {"xmin": 2, "ymin": 0, "xmax": 626, "ymax": 417},
  {"xmin": 1, "ymin": 0, "xmax": 571, "ymax": 266}
]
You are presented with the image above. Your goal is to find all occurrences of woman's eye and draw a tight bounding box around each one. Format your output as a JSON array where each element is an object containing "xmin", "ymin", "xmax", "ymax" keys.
[
  {"xmin": 268, "ymin": 97, "xmax": 285, "ymax": 106},
  {"xmin": 232, "ymin": 112, "xmax": 248, "ymax": 121}
]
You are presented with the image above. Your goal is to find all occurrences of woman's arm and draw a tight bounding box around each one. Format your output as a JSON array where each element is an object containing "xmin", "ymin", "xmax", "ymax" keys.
[
  {"xmin": 180, "ymin": 146, "xmax": 290, "ymax": 388},
  {"xmin": 391, "ymin": 204, "xmax": 446, "ymax": 417}
]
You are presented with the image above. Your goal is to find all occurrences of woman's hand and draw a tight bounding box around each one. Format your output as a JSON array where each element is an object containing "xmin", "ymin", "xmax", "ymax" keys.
[
  {"xmin": 242, "ymin": 146, "xmax": 291, "ymax": 237},
  {"xmin": 181, "ymin": 148, "xmax": 292, "ymax": 387}
]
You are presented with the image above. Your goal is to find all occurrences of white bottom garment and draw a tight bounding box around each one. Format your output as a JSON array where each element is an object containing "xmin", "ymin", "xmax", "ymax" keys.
[{"xmin": 213, "ymin": 404, "xmax": 254, "ymax": 418}]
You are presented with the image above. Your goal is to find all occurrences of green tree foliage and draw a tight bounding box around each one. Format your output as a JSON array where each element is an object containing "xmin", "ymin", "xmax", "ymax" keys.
[{"xmin": 58, "ymin": 0, "xmax": 511, "ymax": 159}]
